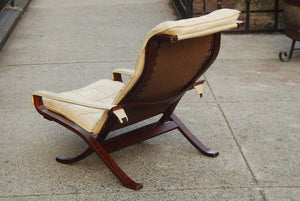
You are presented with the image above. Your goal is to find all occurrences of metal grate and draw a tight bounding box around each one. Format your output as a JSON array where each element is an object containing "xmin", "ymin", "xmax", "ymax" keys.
[{"xmin": 170, "ymin": 0, "xmax": 284, "ymax": 33}]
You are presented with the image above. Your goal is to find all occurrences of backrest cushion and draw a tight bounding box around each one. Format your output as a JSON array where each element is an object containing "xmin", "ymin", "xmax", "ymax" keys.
[{"xmin": 114, "ymin": 9, "xmax": 240, "ymax": 104}]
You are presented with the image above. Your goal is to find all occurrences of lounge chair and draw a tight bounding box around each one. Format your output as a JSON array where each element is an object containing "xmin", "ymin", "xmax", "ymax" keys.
[{"xmin": 32, "ymin": 9, "xmax": 241, "ymax": 190}]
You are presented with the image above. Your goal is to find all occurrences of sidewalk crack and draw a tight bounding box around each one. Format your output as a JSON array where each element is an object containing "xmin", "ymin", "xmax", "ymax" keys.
[{"xmin": 203, "ymin": 75, "xmax": 259, "ymax": 185}]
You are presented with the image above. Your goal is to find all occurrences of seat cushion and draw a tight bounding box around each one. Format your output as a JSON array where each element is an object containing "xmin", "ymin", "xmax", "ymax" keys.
[{"xmin": 42, "ymin": 79, "xmax": 124, "ymax": 133}]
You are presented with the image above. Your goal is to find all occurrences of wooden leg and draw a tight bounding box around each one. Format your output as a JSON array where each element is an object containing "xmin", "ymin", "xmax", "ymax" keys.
[
  {"xmin": 85, "ymin": 134, "xmax": 143, "ymax": 190},
  {"xmin": 56, "ymin": 147, "xmax": 94, "ymax": 164},
  {"xmin": 33, "ymin": 96, "xmax": 142, "ymax": 190},
  {"xmin": 171, "ymin": 113, "xmax": 219, "ymax": 157},
  {"xmin": 56, "ymin": 132, "xmax": 142, "ymax": 190}
]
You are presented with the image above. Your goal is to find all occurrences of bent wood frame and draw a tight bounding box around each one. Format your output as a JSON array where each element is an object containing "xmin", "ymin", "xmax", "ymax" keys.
[{"xmin": 33, "ymin": 32, "xmax": 221, "ymax": 190}]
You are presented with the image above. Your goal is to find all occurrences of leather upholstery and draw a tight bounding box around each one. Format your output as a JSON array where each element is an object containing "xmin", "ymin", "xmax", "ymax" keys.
[{"xmin": 32, "ymin": 9, "xmax": 240, "ymax": 135}]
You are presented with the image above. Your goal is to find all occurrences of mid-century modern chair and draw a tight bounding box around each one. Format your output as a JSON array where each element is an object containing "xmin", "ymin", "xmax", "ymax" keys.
[{"xmin": 32, "ymin": 9, "xmax": 240, "ymax": 190}]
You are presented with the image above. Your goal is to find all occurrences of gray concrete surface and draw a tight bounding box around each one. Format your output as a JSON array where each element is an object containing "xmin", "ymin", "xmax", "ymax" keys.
[
  {"xmin": 0, "ymin": 0, "xmax": 32, "ymax": 51},
  {"xmin": 0, "ymin": 0, "xmax": 299, "ymax": 200}
]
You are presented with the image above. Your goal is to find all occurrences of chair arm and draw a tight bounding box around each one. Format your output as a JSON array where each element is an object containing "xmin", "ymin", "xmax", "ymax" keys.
[
  {"xmin": 188, "ymin": 80, "xmax": 205, "ymax": 90},
  {"xmin": 32, "ymin": 91, "xmax": 128, "ymax": 123},
  {"xmin": 111, "ymin": 68, "xmax": 135, "ymax": 82},
  {"xmin": 236, "ymin": 20, "xmax": 244, "ymax": 28},
  {"xmin": 33, "ymin": 91, "xmax": 115, "ymax": 110},
  {"xmin": 187, "ymin": 80, "xmax": 205, "ymax": 98}
]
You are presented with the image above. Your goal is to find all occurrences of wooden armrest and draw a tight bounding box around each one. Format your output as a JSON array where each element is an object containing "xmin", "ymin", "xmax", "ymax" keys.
[
  {"xmin": 188, "ymin": 80, "xmax": 205, "ymax": 90},
  {"xmin": 32, "ymin": 91, "xmax": 115, "ymax": 110},
  {"xmin": 236, "ymin": 20, "xmax": 244, "ymax": 28},
  {"xmin": 186, "ymin": 80, "xmax": 205, "ymax": 98},
  {"xmin": 111, "ymin": 69, "xmax": 135, "ymax": 82},
  {"xmin": 32, "ymin": 91, "xmax": 128, "ymax": 124}
]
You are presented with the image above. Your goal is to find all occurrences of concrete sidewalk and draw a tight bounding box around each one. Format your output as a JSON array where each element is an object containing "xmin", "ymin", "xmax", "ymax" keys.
[{"xmin": 0, "ymin": 0, "xmax": 299, "ymax": 200}]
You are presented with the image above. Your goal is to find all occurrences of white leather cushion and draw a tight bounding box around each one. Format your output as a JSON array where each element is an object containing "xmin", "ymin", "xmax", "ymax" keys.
[
  {"xmin": 151, "ymin": 8, "xmax": 240, "ymax": 40},
  {"xmin": 42, "ymin": 79, "xmax": 124, "ymax": 133}
]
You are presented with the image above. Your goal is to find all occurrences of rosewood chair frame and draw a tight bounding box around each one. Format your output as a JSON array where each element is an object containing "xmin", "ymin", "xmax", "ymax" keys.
[{"xmin": 33, "ymin": 32, "xmax": 221, "ymax": 190}]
